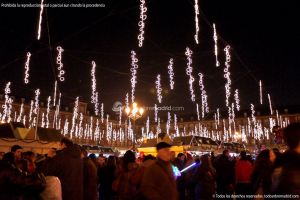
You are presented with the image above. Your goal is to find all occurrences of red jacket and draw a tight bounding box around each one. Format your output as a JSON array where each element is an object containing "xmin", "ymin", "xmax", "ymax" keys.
[{"xmin": 235, "ymin": 160, "xmax": 253, "ymax": 183}]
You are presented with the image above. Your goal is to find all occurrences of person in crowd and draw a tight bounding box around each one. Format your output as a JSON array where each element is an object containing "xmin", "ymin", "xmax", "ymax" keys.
[
  {"xmin": 112, "ymin": 150, "xmax": 140, "ymax": 200},
  {"xmin": 140, "ymin": 142, "xmax": 178, "ymax": 200},
  {"xmin": 11, "ymin": 144, "xmax": 23, "ymax": 164},
  {"xmin": 42, "ymin": 137, "xmax": 83, "ymax": 200},
  {"xmin": 23, "ymin": 151, "xmax": 36, "ymax": 173},
  {"xmin": 235, "ymin": 151, "xmax": 253, "ymax": 197},
  {"xmin": 271, "ymin": 148, "xmax": 282, "ymax": 168},
  {"xmin": 214, "ymin": 150, "xmax": 235, "ymax": 196},
  {"xmin": 173, "ymin": 153, "xmax": 186, "ymax": 200},
  {"xmin": 100, "ymin": 156, "xmax": 117, "ymax": 200},
  {"xmin": 0, "ymin": 146, "xmax": 46, "ymax": 199},
  {"xmin": 272, "ymin": 122, "xmax": 300, "ymax": 195},
  {"xmin": 194, "ymin": 154, "xmax": 216, "ymax": 200},
  {"xmin": 81, "ymin": 148, "xmax": 98, "ymax": 200},
  {"xmin": 250, "ymin": 149, "xmax": 276, "ymax": 196}
]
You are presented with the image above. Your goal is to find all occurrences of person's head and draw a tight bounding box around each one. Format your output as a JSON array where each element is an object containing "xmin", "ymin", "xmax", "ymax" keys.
[
  {"xmin": 156, "ymin": 142, "xmax": 172, "ymax": 162},
  {"xmin": 22, "ymin": 151, "xmax": 35, "ymax": 162},
  {"xmin": 60, "ymin": 137, "xmax": 73, "ymax": 149},
  {"xmin": 143, "ymin": 154, "xmax": 155, "ymax": 162},
  {"xmin": 177, "ymin": 153, "xmax": 185, "ymax": 161},
  {"xmin": 240, "ymin": 150, "xmax": 247, "ymax": 161},
  {"xmin": 283, "ymin": 123, "xmax": 300, "ymax": 152},
  {"xmin": 200, "ymin": 154, "xmax": 213, "ymax": 170},
  {"xmin": 88, "ymin": 153, "xmax": 97, "ymax": 161},
  {"xmin": 107, "ymin": 156, "xmax": 116, "ymax": 167},
  {"xmin": 98, "ymin": 155, "xmax": 106, "ymax": 166},
  {"xmin": 223, "ymin": 149, "xmax": 229, "ymax": 157},
  {"xmin": 80, "ymin": 148, "xmax": 88, "ymax": 158},
  {"xmin": 254, "ymin": 149, "xmax": 276, "ymax": 170},
  {"xmin": 11, "ymin": 145, "xmax": 23, "ymax": 160},
  {"xmin": 123, "ymin": 150, "xmax": 136, "ymax": 168}
]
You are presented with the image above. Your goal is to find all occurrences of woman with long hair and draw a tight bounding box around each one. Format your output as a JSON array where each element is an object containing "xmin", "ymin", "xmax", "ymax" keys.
[
  {"xmin": 251, "ymin": 149, "xmax": 276, "ymax": 197},
  {"xmin": 194, "ymin": 154, "xmax": 216, "ymax": 200}
]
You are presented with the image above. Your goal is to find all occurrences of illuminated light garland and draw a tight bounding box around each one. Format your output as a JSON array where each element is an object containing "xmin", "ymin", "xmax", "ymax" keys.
[
  {"xmin": 157, "ymin": 117, "xmax": 161, "ymax": 134},
  {"xmin": 101, "ymin": 103, "xmax": 104, "ymax": 123},
  {"xmin": 213, "ymin": 23, "xmax": 220, "ymax": 67},
  {"xmin": 89, "ymin": 117, "xmax": 93, "ymax": 140},
  {"xmin": 29, "ymin": 100, "xmax": 34, "ymax": 126},
  {"xmin": 154, "ymin": 104, "xmax": 158, "ymax": 122},
  {"xmin": 234, "ymin": 89, "xmax": 240, "ymax": 111},
  {"xmin": 94, "ymin": 92, "xmax": 99, "ymax": 116},
  {"xmin": 95, "ymin": 119, "xmax": 100, "ymax": 141},
  {"xmin": 194, "ymin": 0, "xmax": 199, "ymax": 44},
  {"xmin": 224, "ymin": 45, "xmax": 232, "ymax": 107},
  {"xmin": 166, "ymin": 112, "xmax": 171, "ymax": 134},
  {"xmin": 70, "ymin": 97, "xmax": 79, "ymax": 137},
  {"xmin": 125, "ymin": 93, "xmax": 129, "ymax": 108},
  {"xmin": 17, "ymin": 103, "xmax": 24, "ymax": 122},
  {"xmin": 174, "ymin": 114, "xmax": 177, "ymax": 130},
  {"xmin": 23, "ymin": 116, "xmax": 26, "ymax": 126},
  {"xmin": 250, "ymin": 103, "xmax": 256, "ymax": 125},
  {"xmin": 137, "ymin": 0, "xmax": 147, "ymax": 47},
  {"xmin": 130, "ymin": 51, "xmax": 139, "ymax": 102},
  {"xmin": 146, "ymin": 116, "xmax": 149, "ymax": 136},
  {"xmin": 41, "ymin": 113, "xmax": 45, "ymax": 128},
  {"xmin": 13, "ymin": 112, "xmax": 17, "ymax": 122},
  {"xmin": 56, "ymin": 46, "xmax": 65, "ymax": 81},
  {"xmin": 79, "ymin": 113, "xmax": 83, "ymax": 138},
  {"xmin": 119, "ymin": 106, "xmax": 122, "ymax": 126},
  {"xmin": 46, "ymin": 96, "xmax": 51, "ymax": 128},
  {"xmin": 33, "ymin": 89, "xmax": 40, "ymax": 115},
  {"xmin": 168, "ymin": 58, "xmax": 175, "ymax": 90},
  {"xmin": 185, "ymin": 47, "xmax": 196, "ymax": 102},
  {"xmin": 63, "ymin": 118, "xmax": 69, "ymax": 136},
  {"xmin": 217, "ymin": 108, "xmax": 220, "ymax": 126},
  {"xmin": 24, "ymin": 52, "xmax": 31, "ymax": 84},
  {"xmin": 2, "ymin": 82, "xmax": 12, "ymax": 122},
  {"xmin": 53, "ymin": 81, "xmax": 57, "ymax": 106},
  {"xmin": 196, "ymin": 103, "xmax": 200, "ymax": 120},
  {"xmin": 267, "ymin": 93, "xmax": 273, "ymax": 115},
  {"xmin": 198, "ymin": 73, "xmax": 209, "ymax": 117},
  {"xmin": 54, "ymin": 93, "xmax": 61, "ymax": 129},
  {"xmin": 156, "ymin": 74, "xmax": 162, "ymax": 103},
  {"xmin": 259, "ymin": 80, "xmax": 263, "ymax": 104},
  {"xmin": 37, "ymin": 0, "xmax": 44, "ymax": 40},
  {"xmin": 91, "ymin": 61, "xmax": 97, "ymax": 104}
]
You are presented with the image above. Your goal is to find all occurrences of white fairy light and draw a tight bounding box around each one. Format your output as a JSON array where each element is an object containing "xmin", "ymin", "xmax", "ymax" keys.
[
  {"xmin": 217, "ymin": 108, "xmax": 220, "ymax": 126},
  {"xmin": 198, "ymin": 73, "xmax": 209, "ymax": 117},
  {"xmin": 154, "ymin": 104, "xmax": 158, "ymax": 122},
  {"xmin": 101, "ymin": 103, "xmax": 104, "ymax": 123},
  {"xmin": 13, "ymin": 112, "xmax": 17, "ymax": 122},
  {"xmin": 95, "ymin": 119, "xmax": 100, "ymax": 141},
  {"xmin": 2, "ymin": 82, "xmax": 12, "ymax": 122},
  {"xmin": 157, "ymin": 117, "xmax": 161, "ymax": 134},
  {"xmin": 78, "ymin": 113, "xmax": 83, "ymax": 138},
  {"xmin": 70, "ymin": 97, "xmax": 79, "ymax": 136},
  {"xmin": 130, "ymin": 51, "xmax": 139, "ymax": 102},
  {"xmin": 224, "ymin": 45, "xmax": 232, "ymax": 107},
  {"xmin": 33, "ymin": 89, "xmax": 40, "ymax": 115},
  {"xmin": 94, "ymin": 92, "xmax": 99, "ymax": 116},
  {"xmin": 119, "ymin": 106, "xmax": 122, "ymax": 126},
  {"xmin": 63, "ymin": 118, "xmax": 69, "ymax": 136},
  {"xmin": 166, "ymin": 112, "xmax": 171, "ymax": 134},
  {"xmin": 54, "ymin": 93, "xmax": 61, "ymax": 129},
  {"xmin": 234, "ymin": 89, "xmax": 240, "ymax": 111},
  {"xmin": 91, "ymin": 61, "xmax": 97, "ymax": 104},
  {"xmin": 24, "ymin": 52, "xmax": 31, "ymax": 84},
  {"xmin": 56, "ymin": 46, "xmax": 65, "ymax": 81},
  {"xmin": 168, "ymin": 58, "xmax": 175, "ymax": 90},
  {"xmin": 138, "ymin": 0, "xmax": 147, "ymax": 47},
  {"xmin": 156, "ymin": 74, "xmax": 163, "ymax": 103},
  {"xmin": 194, "ymin": 0, "xmax": 199, "ymax": 44},
  {"xmin": 267, "ymin": 93, "xmax": 273, "ymax": 115},
  {"xmin": 250, "ymin": 103, "xmax": 256, "ymax": 125},
  {"xmin": 23, "ymin": 115, "xmax": 26, "ymax": 126},
  {"xmin": 196, "ymin": 103, "xmax": 200, "ymax": 121},
  {"xmin": 125, "ymin": 93, "xmax": 129, "ymax": 108},
  {"xmin": 37, "ymin": 0, "xmax": 44, "ymax": 40},
  {"xmin": 89, "ymin": 117, "xmax": 93, "ymax": 140},
  {"xmin": 146, "ymin": 116, "xmax": 150, "ymax": 136},
  {"xmin": 46, "ymin": 96, "xmax": 51, "ymax": 128},
  {"xmin": 53, "ymin": 81, "xmax": 57, "ymax": 106},
  {"xmin": 213, "ymin": 23, "xmax": 220, "ymax": 67},
  {"xmin": 185, "ymin": 47, "xmax": 196, "ymax": 102},
  {"xmin": 259, "ymin": 80, "xmax": 263, "ymax": 104},
  {"xmin": 41, "ymin": 113, "xmax": 45, "ymax": 128},
  {"xmin": 17, "ymin": 103, "xmax": 24, "ymax": 123},
  {"xmin": 174, "ymin": 114, "xmax": 177, "ymax": 129},
  {"xmin": 29, "ymin": 100, "xmax": 34, "ymax": 125}
]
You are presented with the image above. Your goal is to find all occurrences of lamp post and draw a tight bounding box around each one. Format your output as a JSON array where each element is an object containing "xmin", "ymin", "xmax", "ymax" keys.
[{"xmin": 125, "ymin": 102, "xmax": 144, "ymax": 148}]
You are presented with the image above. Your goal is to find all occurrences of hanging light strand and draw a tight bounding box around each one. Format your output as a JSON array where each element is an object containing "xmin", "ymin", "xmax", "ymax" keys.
[
  {"xmin": 213, "ymin": 23, "xmax": 220, "ymax": 67},
  {"xmin": 56, "ymin": 46, "xmax": 65, "ymax": 81},
  {"xmin": 130, "ymin": 51, "xmax": 139, "ymax": 102},
  {"xmin": 168, "ymin": 58, "xmax": 175, "ymax": 90},
  {"xmin": 185, "ymin": 47, "xmax": 196, "ymax": 102},
  {"xmin": 194, "ymin": 0, "xmax": 199, "ymax": 44},
  {"xmin": 224, "ymin": 45, "xmax": 232, "ymax": 107},
  {"xmin": 156, "ymin": 74, "xmax": 162, "ymax": 103},
  {"xmin": 137, "ymin": 0, "xmax": 147, "ymax": 47},
  {"xmin": 24, "ymin": 52, "xmax": 31, "ymax": 84}
]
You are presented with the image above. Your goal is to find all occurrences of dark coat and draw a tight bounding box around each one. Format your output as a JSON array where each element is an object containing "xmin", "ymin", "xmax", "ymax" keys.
[
  {"xmin": 272, "ymin": 150, "xmax": 300, "ymax": 195},
  {"xmin": 83, "ymin": 157, "xmax": 98, "ymax": 200},
  {"xmin": 214, "ymin": 155, "xmax": 235, "ymax": 194},
  {"xmin": 140, "ymin": 159, "xmax": 178, "ymax": 200},
  {"xmin": 0, "ymin": 160, "xmax": 45, "ymax": 200},
  {"xmin": 194, "ymin": 167, "xmax": 216, "ymax": 200},
  {"xmin": 42, "ymin": 144, "xmax": 83, "ymax": 200}
]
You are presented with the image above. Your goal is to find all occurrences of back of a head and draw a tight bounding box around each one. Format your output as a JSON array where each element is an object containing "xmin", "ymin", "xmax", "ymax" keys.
[
  {"xmin": 223, "ymin": 149, "xmax": 229, "ymax": 156},
  {"xmin": 60, "ymin": 137, "xmax": 73, "ymax": 147},
  {"xmin": 143, "ymin": 154, "xmax": 155, "ymax": 162},
  {"xmin": 240, "ymin": 151, "xmax": 247, "ymax": 160},
  {"xmin": 11, "ymin": 145, "xmax": 22, "ymax": 153},
  {"xmin": 284, "ymin": 122, "xmax": 300, "ymax": 150},
  {"xmin": 255, "ymin": 149, "xmax": 271, "ymax": 169},
  {"xmin": 124, "ymin": 150, "xmax": 135, "ymax": 163},
  {"xmin": 177, "ymin": 153, "xmax": 184, "ymax": 158}
]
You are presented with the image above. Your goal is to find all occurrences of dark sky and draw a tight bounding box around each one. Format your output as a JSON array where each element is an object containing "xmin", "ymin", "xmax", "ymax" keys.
[{"xmin": 0, "ymin": 0, "xmax": 299, "ymax": 119}]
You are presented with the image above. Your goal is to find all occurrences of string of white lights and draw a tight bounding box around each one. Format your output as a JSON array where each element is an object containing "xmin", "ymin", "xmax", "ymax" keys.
[
  {"xmin": 234, "ymin": 89, "xmax": 240, "ymax": 111},
  {"xmin": 46, "ymin": 96, "xmax": 51, "ymax": 128},
  {"xmin": 24, "ymin": 52, "xmax": 31, "ymax": 84},
  {"xmin": 185, "ymin": 47, "xmax": 195, "ymax": 102},
  {"xmin": 259, "ymin": 80, "xmax": 263, "ymax": 104},
  {"xmin": 138, "ymin": 0, "xmax": 147, "ymax": 47},
  {"xmin": 213, "ymin": 23, "xmax": 220, "ymax": 67},
  {"xmin": 37, "ymin": 0, "xmax": 44, "ymax": 40},
  {"xmin": 154, "ymin": 104, "xmax": 158, "ymax": 122},
  {"xmin": 168, "ymin": 58, "xmax": 175, "ymax": 90},
  {"xmin": 224, "ymin": 45, "xmax": 232, "ymax": 107},
  {"xmin": 130, "ymin": 51, "xmax": 139, "ymax": 102},
  {"xmin": 56, "ymin": 46, "xmax": 65, "ymax": 81},
  {"xmin": 267, "ymin": 93, "xmax": 273, "ymax": 115},
  {"xmin": 194, "ymin": 0, "xmax": 199, "ymax": 44},
  {"xmin": 156, "ymin": 74, "xmax": 162, "ymax": 103}
]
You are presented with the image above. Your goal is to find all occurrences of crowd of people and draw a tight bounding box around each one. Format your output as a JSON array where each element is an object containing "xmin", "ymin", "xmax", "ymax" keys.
[{"xmin": 0, "ymin": 122, "xmax": 300, "ymax": 200}]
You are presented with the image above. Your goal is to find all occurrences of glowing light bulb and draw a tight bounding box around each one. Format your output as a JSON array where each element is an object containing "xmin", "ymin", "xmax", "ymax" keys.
[{"xmin": 24, "ymin": 52, "xmax": 31, "ymax": 84}]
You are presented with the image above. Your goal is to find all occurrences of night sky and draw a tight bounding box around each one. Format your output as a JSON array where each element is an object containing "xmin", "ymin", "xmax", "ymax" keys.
[{"xmin": 0, "ymin": 0, "xmax": 299, "ymax": 119}]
